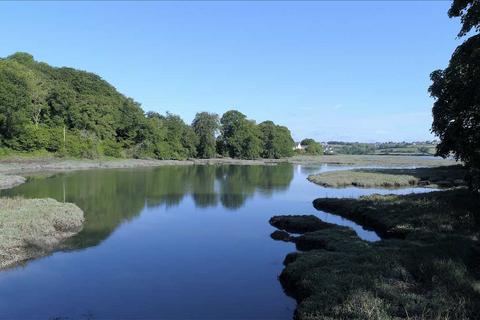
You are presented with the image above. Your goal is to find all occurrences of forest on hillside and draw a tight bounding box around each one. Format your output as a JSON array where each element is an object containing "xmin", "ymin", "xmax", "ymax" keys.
[{"xmin": 0, "ymin": 53, "xmax": 296, "ymax": 160}]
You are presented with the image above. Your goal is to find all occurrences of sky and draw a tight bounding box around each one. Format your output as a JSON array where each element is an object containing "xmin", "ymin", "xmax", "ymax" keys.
[{"xmin": 0, "ymin": 1, "xmax": 464, "ymax": 142}]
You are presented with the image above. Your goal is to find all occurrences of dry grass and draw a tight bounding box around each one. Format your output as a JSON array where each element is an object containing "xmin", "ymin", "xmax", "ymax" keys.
[
  {"xmin": 308, "ymin": 170, "xmax": 419, "ymax": 188},
  {"xmin": 288, "ymin": 154, "xmax": 458, "ymax": 167},
  {"xmin": 0, "ymin": 197, "xmax": 84, "ymax": 269},
  {"xmin": 308, "ymin": 166, "xmax": 467, "ymax": 189}
]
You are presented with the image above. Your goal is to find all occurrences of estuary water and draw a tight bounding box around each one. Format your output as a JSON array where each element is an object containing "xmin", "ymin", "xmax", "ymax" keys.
[{"xmin": 0, "ymin": 164, "xmax": 433, "ymax": 319}]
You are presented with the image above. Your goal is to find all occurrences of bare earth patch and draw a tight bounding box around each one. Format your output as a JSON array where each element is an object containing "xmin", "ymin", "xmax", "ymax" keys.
[{"xmin": 0, "ymin": 198, "xmax": 84, "ymax": 269}]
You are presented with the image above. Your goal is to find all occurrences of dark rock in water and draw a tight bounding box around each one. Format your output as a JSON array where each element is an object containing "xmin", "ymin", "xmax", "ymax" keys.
[
  {"xmin": 269, "ymin": 215, "xmax": 331, "ymax": 234},
  {"xmin": 270, "ymin": 230, "xmax": 292, "ymax": 242}
]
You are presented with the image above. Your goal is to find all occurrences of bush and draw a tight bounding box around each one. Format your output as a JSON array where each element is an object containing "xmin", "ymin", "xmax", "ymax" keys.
[{"xmin": 100, "ymin": 139, "xmax": 123, "ymax": 158}]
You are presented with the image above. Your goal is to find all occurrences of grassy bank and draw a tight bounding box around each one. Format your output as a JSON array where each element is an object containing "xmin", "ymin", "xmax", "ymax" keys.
[
  {"xmin": 288, "ymin": 154, "xmax": 457, "ymax": 167},
  {"xmin": 270, "ymin": 194, "xmax": 480, "ymax": 319},
  {"xmin": 313, "ymin": 189, "xmax": 479, "ymax": 239},
  {"xmin": 308, "ymin": 165, "xmax": 466, "ymax": 189},
  {"xmin": 0, "ymin": 197, "xmax": 84, "ymax": 269}
]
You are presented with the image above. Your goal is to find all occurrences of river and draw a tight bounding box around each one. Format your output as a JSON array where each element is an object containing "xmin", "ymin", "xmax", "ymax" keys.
[{"xmin": 0, "ymin": 164, "xmax": 434, "ymax": 319}]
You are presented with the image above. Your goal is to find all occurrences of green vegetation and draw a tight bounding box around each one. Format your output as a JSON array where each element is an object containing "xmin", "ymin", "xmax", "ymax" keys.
[
  {"xmin": 0, "ymin": 197, "xmax": 84, "ymax": 269},
  {"xmin": 313, "ymin": 189, "xmax": 479, "ymax": 239},
  {"xmin": 217, "ymin": 110, "xmax": 262, "ymax": 159},
  {"xmin": 259, "ymin": 121, "xmax": 295, "ymax": 159},
  {"xmin": 288, "ymin": 154, "xmax": 457, "ymax": 167},
  {"xmin": 299, "ymin": 139, "xmax": 323, "ymax": 155},
  {"xmin": 326, "ymin": 141, "xmax": 437, "ymax": 156},
  {"xmin": 307, "ymin": 165, "xmax": 466, "ymax": 188},
  {"xmin": 192, "ymin": 112, "xmax": 220, "ymax": 159},
  {"xmin": 270, "ymin": 188, "xmax": 480, "ymax": 319},
  {"xmin": 0, "ymin": 53, "xmax": 294, "ymax": 160},
  {"xmin": 308, "ymin": 170, "xmax": 419, "ymax": 188},
  {"xmin": 429, "ymin": 0, "xmax": 480, "ymax": 190}
]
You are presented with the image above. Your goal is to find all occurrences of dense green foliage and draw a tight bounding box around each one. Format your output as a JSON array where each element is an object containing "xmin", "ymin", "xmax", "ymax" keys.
[
  {"xmin": 258, "ymin": 121, "xmax": 294, "ymax": 159},
  {"xmin": 300, "ymin": 138, "xmax": 323, "ymax": 155},
  {"xmin": 0, "ymin": 53, "xmax": 294, "ymax": 160},
  {"xmin": 217, "ymin": 110, "xmax": 263, "ymax": 159},
  {"xmin": 430, "ymin": 0, "xmax": 480, "ymax": 189},
  {"xmin": 192, "ymin": 112, "xmax": 219, "ymax": 159}
]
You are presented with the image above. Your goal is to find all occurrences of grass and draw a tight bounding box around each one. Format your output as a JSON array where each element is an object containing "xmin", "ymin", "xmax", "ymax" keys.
[
  {"xmin": 270, "ymin": 188, "xmax": 480, "ymax": 319},
  {"xmin": 275, "ymin": 206, "xmax": 480, "ymax": 320},
  {"xmin": 307, "ymin": 165, "xmax": 466, "ymax": 189},
  {"xmin": 308, "ymin": 171, "xmax": 419, "ymax": 188},
  {"xmin": 288, "ymin": 154, "xmax": 458, "ymax": 167},
  {"xmin": 313, "ymin": 189, "xmax": 480, "ymax": 239},
  {"xmin": 0, "ymin": 197, "xmax": 84, "ymax": 269}
]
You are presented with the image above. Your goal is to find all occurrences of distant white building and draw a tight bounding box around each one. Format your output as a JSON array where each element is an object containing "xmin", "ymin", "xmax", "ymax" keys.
[{"xmin": 294, "ymin": 142, "xmax": 306, "ymax": 150}]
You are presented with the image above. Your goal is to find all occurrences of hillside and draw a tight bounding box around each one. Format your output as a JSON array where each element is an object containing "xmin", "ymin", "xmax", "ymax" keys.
[{"xmin": 0, "ymin": 53, "xmax": 294, "ymax": 160}]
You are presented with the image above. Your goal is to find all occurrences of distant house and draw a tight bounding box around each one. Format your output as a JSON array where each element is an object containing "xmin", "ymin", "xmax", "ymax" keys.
[{"xmin": 294, "ymin": 142, "xmax": 306, "ymax": 150}]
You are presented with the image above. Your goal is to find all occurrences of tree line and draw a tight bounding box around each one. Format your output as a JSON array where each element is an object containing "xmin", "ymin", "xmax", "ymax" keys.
[{"xmin": 0, "ymin": 53, "xmax": 294, "ymax": 159}]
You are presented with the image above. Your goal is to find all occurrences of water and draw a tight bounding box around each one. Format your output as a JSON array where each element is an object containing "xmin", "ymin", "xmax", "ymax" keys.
[{"xmin": 0, "ymin": 164, "xmax": 434, "ymax": 319}]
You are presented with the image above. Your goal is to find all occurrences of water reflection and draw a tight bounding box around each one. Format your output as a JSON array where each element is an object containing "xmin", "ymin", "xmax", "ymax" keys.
[{"xmin": 1, "ymin": 164, "xmax": 294, "ymax": 249}]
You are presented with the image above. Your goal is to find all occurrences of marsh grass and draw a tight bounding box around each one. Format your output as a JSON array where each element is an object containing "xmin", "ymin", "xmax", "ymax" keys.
[
  {"xmin": 0, "ymin": 197, "xmax": 84, "ymax": 269},
  {"xmin": 288, "ymin": 155, "xmax": 458, "ymax": 167},
  {"xmin": 271, "ymin": 219, "xmax": 480, "ymax": 319},
  {"xmin": 308, "ymin": 171, "xmax": 419, "ymax": 188},
  {"xmin": 313, "ymin": 189, "xmax": 480, "ymax": 239},
  {"xmin": 271, "ymin": 188, "xmax": 480, "ymax": 319},
  {"xmin": 307, "ymin": 165, "xmax": 467, "ymax": 189}
]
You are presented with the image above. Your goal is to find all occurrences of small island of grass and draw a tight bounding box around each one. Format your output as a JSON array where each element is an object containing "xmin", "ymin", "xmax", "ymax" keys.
[
  {"xmin": 307, "ymin": 165, "xmax": 467, "ymax": 188},
  {"xmin": 0, "ymin": 197, "xmax": 84, "ymax": 269}
]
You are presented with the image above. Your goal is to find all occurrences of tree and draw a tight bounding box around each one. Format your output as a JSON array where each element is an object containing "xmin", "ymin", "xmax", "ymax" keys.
[
  {"xmin": 430, "ymin": 0, "xmax": 480, "ymax": 190},
  {"xmin": 192, "ymin": 112, "xmax": 219, "ymax": 158},
  {"xmin": 0, "ymin": 52, "xmax": 298, "ymax": 161},
  {"xmin": 448, "ymin": 0, "xmax": 480, "ymax": 37},
  {"xmin": 218, "ymin": 110, "xmax": 262, "ymax": 159},
  {"xmin": 300, "ymin": 138, "xmax": 324, "ymax": 155},
  {"xmin": 258, "ymin": 121, "xmax": 294, "ymax": 158}
]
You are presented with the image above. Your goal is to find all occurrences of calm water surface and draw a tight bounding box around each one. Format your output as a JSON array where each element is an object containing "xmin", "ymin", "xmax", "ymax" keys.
[{"xmin": 0, "ymin": 164, "xmax": 433, "ymax": 319}]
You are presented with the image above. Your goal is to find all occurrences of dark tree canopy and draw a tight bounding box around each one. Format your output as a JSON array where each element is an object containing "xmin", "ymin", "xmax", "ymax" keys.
[
  {"xmin": 429, "ymin": 34, "xmax": 480, "ymax": 168},
  {"xmin": 430, "ymin": 0, "xmax": 480, "ymax": 189},
  {"xmin": 448, "ymin": 0, "xmax": 480, "ymax": 37}
]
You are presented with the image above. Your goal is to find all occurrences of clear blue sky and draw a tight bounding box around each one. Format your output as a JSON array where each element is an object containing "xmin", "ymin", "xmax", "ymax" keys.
[{"xmin": 0, "ymin": 1, "xmax": 463, "ymax": 142}]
